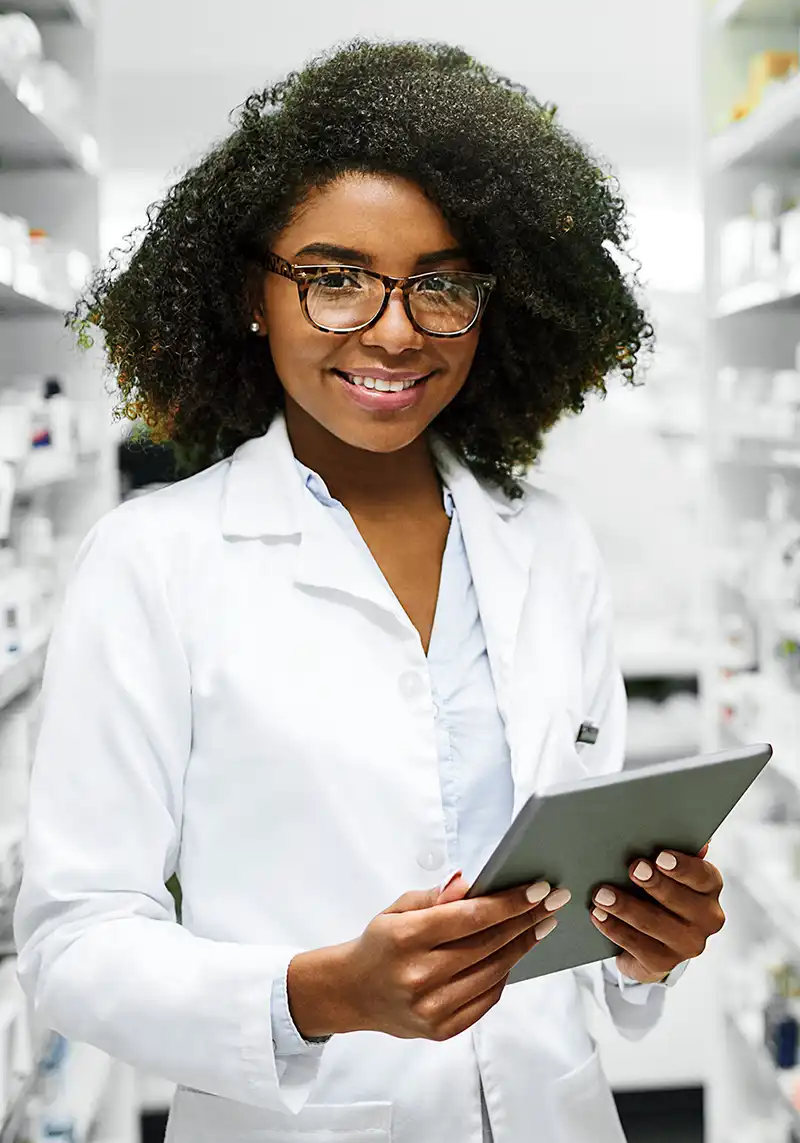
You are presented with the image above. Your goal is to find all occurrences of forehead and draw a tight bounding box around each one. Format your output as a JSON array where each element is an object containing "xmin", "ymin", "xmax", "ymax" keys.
[{"xmin": 282, "ymin": 172, "xmax": 461, "ymax": 255}]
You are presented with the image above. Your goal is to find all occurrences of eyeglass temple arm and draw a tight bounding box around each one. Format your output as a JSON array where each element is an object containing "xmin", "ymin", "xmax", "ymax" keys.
[{"xmin": 264, "ymin": 253, "xmax": 296, "ymax": 281}]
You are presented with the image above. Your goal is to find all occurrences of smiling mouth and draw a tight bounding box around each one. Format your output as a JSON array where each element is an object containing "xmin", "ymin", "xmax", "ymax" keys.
[{"xmin": 333, "ymin": 370, "xmax": 432, "ymax": 391}]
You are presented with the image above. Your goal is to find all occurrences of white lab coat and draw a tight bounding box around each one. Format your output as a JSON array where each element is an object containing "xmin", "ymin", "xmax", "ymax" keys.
[{"xmin": 15, "ymin": 410, "xmax": 667, "ymax": 1143}]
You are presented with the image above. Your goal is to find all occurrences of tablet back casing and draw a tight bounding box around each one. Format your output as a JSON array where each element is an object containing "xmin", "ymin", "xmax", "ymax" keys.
[{"xmin": 466, "ymin": 744, "xmax": 772, "ymax": 983}]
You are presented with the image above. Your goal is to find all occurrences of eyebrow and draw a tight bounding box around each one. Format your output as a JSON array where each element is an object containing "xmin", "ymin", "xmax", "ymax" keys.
[{"xmin": 293, "ymin": 242, "xmax": 467, "ymax": 268}]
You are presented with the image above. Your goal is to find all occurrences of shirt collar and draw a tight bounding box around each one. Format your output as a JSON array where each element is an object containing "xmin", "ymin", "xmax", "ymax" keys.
[{"xmin": 295, "ymin": 458, "xmax": 455, "ymax": 520}]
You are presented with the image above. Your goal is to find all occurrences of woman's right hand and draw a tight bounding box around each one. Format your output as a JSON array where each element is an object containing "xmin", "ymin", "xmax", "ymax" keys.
[{"xmin": 286, "ymin": 874, "xmax": 570, "ymax": 1043}]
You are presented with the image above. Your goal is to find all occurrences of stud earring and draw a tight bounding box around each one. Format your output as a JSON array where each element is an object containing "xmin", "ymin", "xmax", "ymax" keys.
[{"xmin": 249, "ymin": 321, "xmax": 260, "ymax": 334}]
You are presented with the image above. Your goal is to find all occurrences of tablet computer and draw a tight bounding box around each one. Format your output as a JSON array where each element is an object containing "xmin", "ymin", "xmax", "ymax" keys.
[{"xmin": 465, "ymin": 743, "xmax": 772, "ymax": 983}]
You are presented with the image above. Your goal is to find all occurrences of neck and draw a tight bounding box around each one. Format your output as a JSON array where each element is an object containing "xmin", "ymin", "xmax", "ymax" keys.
[{"xmin": 283, "ymin": 398, "xmax": 444, "ymax": 520}]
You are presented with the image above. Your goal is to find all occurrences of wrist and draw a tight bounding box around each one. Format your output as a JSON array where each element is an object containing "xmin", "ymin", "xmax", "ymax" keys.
[{"xmin": 286, "ymin": 941, "xmax": 361, "ymax": 1039}]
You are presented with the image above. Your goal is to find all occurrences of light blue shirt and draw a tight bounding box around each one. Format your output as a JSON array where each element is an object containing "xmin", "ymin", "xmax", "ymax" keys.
[{"xmin": 269, "ymin": 457, "xmax": 682, "ymax": 1135}]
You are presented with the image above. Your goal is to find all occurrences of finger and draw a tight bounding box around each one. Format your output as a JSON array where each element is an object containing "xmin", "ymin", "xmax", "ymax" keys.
[
  {"xmin": 429, "ymin": 976, "xmax": 508, "ymax": 1042},
  {"xmin": 433, "ymin": 902, "xmax": 559, "ymax": 980},
  {"xmin": 431, "ymin": 918, "xmax": 549, "ymax": 1031},
  {"xmin": 589, "ymin": 911, "xmax": 678, "ymax": 979},
  {"xmin": 591, "ymin": 884, "xmax": 698, "ymax": 952},
  {"xmin": 624, "ymin": 862, "xmax": 722, "ymax": 928},
  {"xmin": 384, "ymin": 886, "xmax": 448, "ymax": 914},
  {"xmin": 424, "ymin": 881, "xmax": 566, "ymax": 945},
  {"xmin": 646, "ymin": 851, "xmax": 723, "ymax": 896},
  {"xmin": 697, "ymin": 843, "xmax": 709, "ymax": 859},
  {"xmin": 437, "ymin": 871, "xmax": 469, "ymax": 904}
]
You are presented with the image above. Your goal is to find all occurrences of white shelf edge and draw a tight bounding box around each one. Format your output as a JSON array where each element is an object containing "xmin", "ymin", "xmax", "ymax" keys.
[
  {"xmin": 710, "ymin": 0, "xmax": 746, "ymax": 26},
  {"xmin": 710, "ymin": 73, "xmax": 800, "ymax": 170},
  {"xmin": 716, "ymin": 274, "xmax": 800, "ymax": 317},
  {"xmin": 0, "ymin": 1, "xmax": 93, "ymax": 27},
  {"xmin": 728, "ymin": 866, "xmax": 800, "ymax": 957},
  {"xmin": 0, "ymin": 69, "xmax": 99, "ymax": 176},
  {"xmin": 0, "ymin": 626, "xmax": 50, "ymax": 712},
  {"xmin": 726, "ymin": 1010, "xmax": 800, "ymax": 1128}
]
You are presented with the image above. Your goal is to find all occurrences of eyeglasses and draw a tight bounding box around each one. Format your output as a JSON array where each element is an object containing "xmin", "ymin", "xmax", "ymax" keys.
[{"xmin": 265, "ymin": 252, "xmax": 496, "ymax": 337}]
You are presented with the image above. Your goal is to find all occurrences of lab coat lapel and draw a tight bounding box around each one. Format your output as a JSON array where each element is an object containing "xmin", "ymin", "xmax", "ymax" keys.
[
  {"xmin": 222, "ymin": 414, "xmax": 573, "ymax": 813},
  {"xmin": 221, "ymin": 411, "xmax": 426, "ymax": 640},
  {"xmin": 431, "ymin": 439, "xmax": 564, "ymax": 816}
]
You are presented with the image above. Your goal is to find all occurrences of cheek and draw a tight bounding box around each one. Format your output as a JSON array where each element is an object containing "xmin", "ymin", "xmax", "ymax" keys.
[
  {"xmin": 264, "ymin": 290, "xmax": 332, "ymax": 380},
  {"xmin": 441, "ymin": 330, "xmax": 480, "ymax": 387}
]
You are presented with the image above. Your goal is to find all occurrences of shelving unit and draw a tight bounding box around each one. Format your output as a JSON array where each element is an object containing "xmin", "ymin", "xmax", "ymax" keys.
[
  {"xmin": 0, "ymin": 1, "xmax": 126, "ymax": 1139},
  {"xmin": 0, "ymin": 70, "xmax": 98, "ymax": 173},
  {"xmin": 712, "ymin": 0, "xmax": 800, "ymax": 28},
  {"xmin": 704, "ymin": 3, "xmax": 800, "ymax": 1141},
  {"xmin": 710, "ymin": 72, "xmax": 800, "ymax": 169},
  {"xmin": 0, "ymin": 1, "xmax": 94, "ymax": 28}
]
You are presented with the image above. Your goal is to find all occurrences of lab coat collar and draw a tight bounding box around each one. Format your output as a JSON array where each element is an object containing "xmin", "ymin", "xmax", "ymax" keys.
[
  {"xmin": 220, "ymin": 409, "xmax": 527, "ymax": 540},
  {"xmin": 221, "ymin": 409, "xmax": 547, "ymax": 813}
]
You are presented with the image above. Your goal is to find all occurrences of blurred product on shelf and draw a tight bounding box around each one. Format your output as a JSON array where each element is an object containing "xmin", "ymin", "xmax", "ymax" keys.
[
  {"xmin": 0, "ymin": 10, "xmax": 94, "ymax": 168},
  {"xmin": 719, "ymin": 184, "xmax": 800, "ymax": 304},
  {"xmin": 0, "ymin": 212, "xmax": 92, "ymax": 308},
  {"xmin": 0, "ymin": 13, "xmax": 42, "ymax": 89},
  {"xmin": 727, "ymin": 50, "xmax": 799, "ymax": 126}
]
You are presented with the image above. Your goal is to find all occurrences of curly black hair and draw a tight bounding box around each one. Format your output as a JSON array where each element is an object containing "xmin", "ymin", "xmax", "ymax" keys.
[{"xmin": 71, "ymin": 37, "xmax": 652, "ymax": 499}]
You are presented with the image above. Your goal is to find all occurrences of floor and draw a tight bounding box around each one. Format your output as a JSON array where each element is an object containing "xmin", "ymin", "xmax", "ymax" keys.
[{"xmin": 142, "ymin": 1087, "xmax": 705, "ymax": 1143}]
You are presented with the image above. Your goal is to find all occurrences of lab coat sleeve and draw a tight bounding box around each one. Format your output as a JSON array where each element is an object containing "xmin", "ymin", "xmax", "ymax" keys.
[
  {"xmin": 566, "ymin": 511, "xmax": 679, "ymax": 1041},
  {"xmin": 13, "ymin": 505, "xmax": 326, "ymax": 1113}
]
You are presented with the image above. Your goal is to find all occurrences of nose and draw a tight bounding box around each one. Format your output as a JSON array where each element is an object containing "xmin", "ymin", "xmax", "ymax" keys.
[{"xmin": 359, "ymin": 286, "xmax": 425, "ymax": 353}]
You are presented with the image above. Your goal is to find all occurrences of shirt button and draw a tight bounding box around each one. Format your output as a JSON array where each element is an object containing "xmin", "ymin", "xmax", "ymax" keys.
[
  {"xmin": 399, "ymin": 671, "xmax": 425, "ymax": 700},
  {"xmin": 417, "ymin": 847, "xmax": 445, "ymax": 871}
]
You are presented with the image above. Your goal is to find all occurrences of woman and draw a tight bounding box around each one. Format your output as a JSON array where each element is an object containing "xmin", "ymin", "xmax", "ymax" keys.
[{"xmin": 14, "ymin": 39, "xmax": 725, "ymax": 1143}]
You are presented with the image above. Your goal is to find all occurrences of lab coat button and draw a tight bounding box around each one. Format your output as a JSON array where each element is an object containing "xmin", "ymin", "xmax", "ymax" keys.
[
  {"xmin": 399, "ymin": 671, "xmax": 425, "ymax": 700},
  {"xmin": 417, "ymin": 847, "xmax": 445, "ymax": 871}
]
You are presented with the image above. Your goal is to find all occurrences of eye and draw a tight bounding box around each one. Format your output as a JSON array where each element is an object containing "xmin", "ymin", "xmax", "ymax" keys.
[{"xmin": 314, "ymin": 269, "xmax": 364, "ymax": 290}]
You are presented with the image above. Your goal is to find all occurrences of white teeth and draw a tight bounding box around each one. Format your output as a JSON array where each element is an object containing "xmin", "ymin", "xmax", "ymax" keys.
[{"xmin": 346, "ymin": 374, "xmax": 422, "ymax": 392}]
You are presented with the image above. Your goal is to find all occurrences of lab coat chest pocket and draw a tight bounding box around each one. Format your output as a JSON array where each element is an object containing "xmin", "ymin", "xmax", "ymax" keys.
[{"xmin": 168, "ymin": 1089, "xmax": 393, "ymax": 1143}]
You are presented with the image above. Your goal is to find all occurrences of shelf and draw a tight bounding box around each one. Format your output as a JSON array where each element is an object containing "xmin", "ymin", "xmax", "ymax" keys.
[
  {"xmin": 617, "ymin": 631, "xmax": 702, "ymax": 679},
  {"xmin": 712, "ymin": 0, "xmax": 800, "ymax": 27},
  {"xmin": 710, "ymin": 73, "xmax": 800, "ymax": 170},
  {"xmin": 0, "ymin": 627, "xmax": 49, "ymax": 711},
  {"xmin": 17, "ymin": 454, "xmax": 80, "ymax": 493},
  {"xmin": 727, "ymin": 866, "xmax": 800, "ymax": 956},
  {"xmin": 0, "ymin": 0, "xmax": 94, "ymax": 26},
  {"xmin": 726, "ymin": 1010, "xmax": 800, "ymax": 1129},
  {"xmin": 715, "ymin": 438, "xmax": 800, "ymax": 468},
  {"xmin": 716, "ymin": 273, "xmax": 800, "ymax": 317},
  {"xmin": 0, "ymin": 68, "xmax": 98, "ymax": 173},
  {"xmin": 58, "ymin": 1043, "xmax": 114, "ymax": 1143},
  {"xmin": 0, "ymin": 272, "xmax": 69, "ymax": 317}
]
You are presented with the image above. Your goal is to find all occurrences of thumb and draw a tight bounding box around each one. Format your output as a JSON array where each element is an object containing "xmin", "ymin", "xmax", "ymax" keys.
[
  {"xmin": 383, "ymin": 871, "xmax": 469, "ymax": 914},
  {"xmin": 436, "ymin": 870, "xmax": 470, "ymax": 904}
]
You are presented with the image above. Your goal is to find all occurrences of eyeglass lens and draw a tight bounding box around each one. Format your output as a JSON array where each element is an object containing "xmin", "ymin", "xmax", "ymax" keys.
[{"xmin": 305, "ymin": 269, "xmax": 481, "ymax": 333}]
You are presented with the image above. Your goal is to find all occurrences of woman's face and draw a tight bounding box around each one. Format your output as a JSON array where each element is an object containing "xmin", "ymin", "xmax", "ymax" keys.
[{"xmin": 256, "ymin": 172, "xmax": 482, "ymax": 455}]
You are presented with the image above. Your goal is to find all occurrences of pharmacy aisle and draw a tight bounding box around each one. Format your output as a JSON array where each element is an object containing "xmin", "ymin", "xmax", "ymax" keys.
[
  {"xmin": 705, "ymin": 2, "xmax": 800, "ymax": 1141},
  {"xmin": 0, "ymin": 3, "xmax": 131, "ymax": 1142}
]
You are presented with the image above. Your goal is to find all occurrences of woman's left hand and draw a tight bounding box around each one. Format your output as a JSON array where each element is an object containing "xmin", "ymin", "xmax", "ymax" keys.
[{"xmin": 588, "ymin": 844, "xmax": 726, "ymax": 984}]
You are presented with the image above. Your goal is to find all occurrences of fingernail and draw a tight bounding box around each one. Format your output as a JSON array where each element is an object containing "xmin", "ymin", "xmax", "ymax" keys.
[
  {"xmin": 534, "ymin": 916, "xmax": 558, "ymax": 940},
  {"xmin": 656, "ymin": 852, "xmax": 677, "ymax": 871},
  {"xmin": 438, "ymin": 869, "xmax": 463, "ymax": 893},
  {"xmin": 633, "ymin": 861, "xmax": 653, "ymax": 881},
  {"xmin": 594, "ymin": 888, "xmax": 616, "ymax": 908},
  {"xmin": 593, "ymin": 907, "xmax": 608, "ymax": 922},
  {"xmin": 525, "ymin": 880, "xmax": 551, "ymax": 905},
  {"xmin": 544, "ymin": 888, "xmax": 572, "ymax": 912}
]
